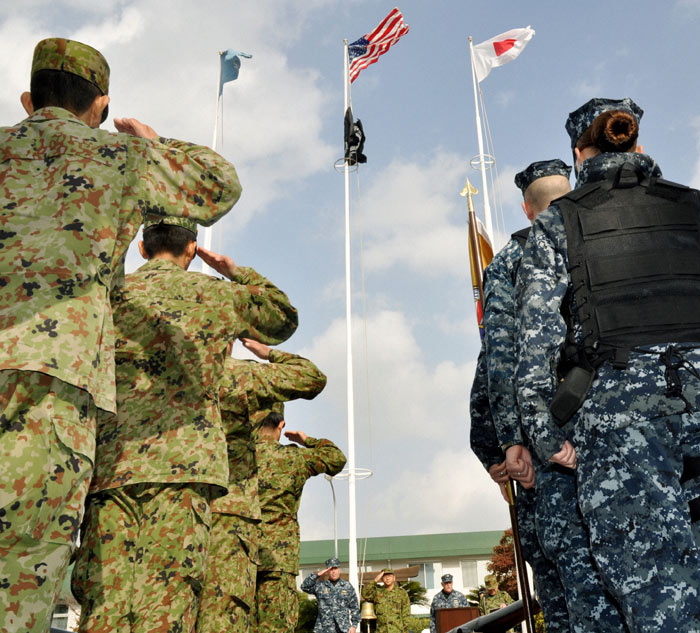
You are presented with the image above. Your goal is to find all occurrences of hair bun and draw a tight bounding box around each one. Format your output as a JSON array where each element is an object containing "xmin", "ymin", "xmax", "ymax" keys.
[{"xmin": 592, "ymin": 110, "xmax": 638, "ymax": 153}]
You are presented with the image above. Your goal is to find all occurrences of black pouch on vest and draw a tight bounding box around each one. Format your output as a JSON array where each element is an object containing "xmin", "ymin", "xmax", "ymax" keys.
[{"xmin": 549, "ymin": 366, "xmax": 596, "ymax": 427}]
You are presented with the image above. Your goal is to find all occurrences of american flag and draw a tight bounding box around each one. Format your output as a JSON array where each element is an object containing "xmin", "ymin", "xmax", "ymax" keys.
[{"xmin": 348, "ymin": 7, "xmax": 409, "ymax": 83}]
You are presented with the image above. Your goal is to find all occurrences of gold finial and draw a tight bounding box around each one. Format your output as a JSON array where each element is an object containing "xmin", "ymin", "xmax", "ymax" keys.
[{"xmin": 460, "ymin": 178, "xmax": 478, "ymax": 198}]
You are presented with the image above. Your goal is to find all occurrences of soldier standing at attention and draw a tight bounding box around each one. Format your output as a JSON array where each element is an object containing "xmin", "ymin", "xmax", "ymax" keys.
[
  {"xmin": 516, "ymin": 97, "xmax": 700, "ymax": 633},
  {"xmin": 0, "ymin": 38, "xmax": 241, "ymax": 633},
  {"xmin": 301, "ymin": 557, "xmax": 361, "ymax": 633},
  {"xmin": 196, "ymin": 338, "xmax": 328, "ymax": 633},
  {"xmin": 71, "ymin": 220, "xmax": 298, "ymax": 633},
  {"xmin": 429, "ymin": 573, "xmax": 468, "ymax": 633},
  {"xmin": 485, "ymin": 160, "xmax": 627, "ymax": 633},
  {"xmin": 360, "ymin": 569, "xmax": 411, "ymax": 633},
  {"xmin": 254, "ymin": 411, "xmax": 346, "ymax": 633}
]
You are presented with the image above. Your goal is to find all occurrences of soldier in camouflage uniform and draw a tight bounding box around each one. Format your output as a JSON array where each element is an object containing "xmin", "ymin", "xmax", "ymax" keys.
[
  {"xmin": 429, "ymin": 573, "xmax": 468, "ymax": 633},
  {"xmin": 516, "ymin": 97, "xmax": 700, "ymax": 633},
  {"xmin": 254, "ymin": 412, "xmax": 346, "ymax": 633},
  {"xmin": 0, "ymin": 38, "xmax": 241, "ymax": 633},
  {"xmin": 72, "ymin": 218, "xmax": 298, "ymax": 633},
  {"xmin": 483, "ymin": 160, "xmax": 627, "ymax": 633},
  {"xmin": 300, "ymin": 557, "xmax": 361, "ymax": 633},
  {"xmin": 479, "ymin": 575, "xmax": 513, "ymax": 615},
  {"xmin": 360, "ymin": 569, "xmax": 411, "ymax": 633},
  {"xmin": 196, "ymin": 338, "xmax": 327, "ymax": 633}
]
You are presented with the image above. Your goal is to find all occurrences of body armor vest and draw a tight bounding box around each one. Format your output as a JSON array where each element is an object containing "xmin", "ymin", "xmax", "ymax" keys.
[
  {"xmin": 511, "ymin": 227, "xmax": 530, "ymax": 248},
  {"xmin": 558, "ymin": 161, "xmax": 700, "ymax": 368}
]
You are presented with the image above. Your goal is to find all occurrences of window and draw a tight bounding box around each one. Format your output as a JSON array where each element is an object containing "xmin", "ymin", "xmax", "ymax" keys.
[
  {"xmin": 51, "ymin": 604, "xmax": 69, "ymax": 631},
  {"xmin": 461, "ymin": 560, "xmax": 478, "ymax": 588},
  {"xmin": 413, "ymin": 562, "xmax": 435, "ymax": 590}
]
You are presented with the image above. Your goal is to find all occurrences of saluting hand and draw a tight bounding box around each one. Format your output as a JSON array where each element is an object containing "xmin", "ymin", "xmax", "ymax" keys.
[
  {"xmin": 196, "ymin": 246, "xmax": 237, "ymax": 279},
  {"xmin": 284, "ymin": 430, "xmax": 308, "ymax": 446},
  {"xmin": 241, "ymin": 338, "xmax": 271, "ymax": 360},
  {"xmin": 114, "ymin": 117, "xmax": 158, "ymax": 139}
]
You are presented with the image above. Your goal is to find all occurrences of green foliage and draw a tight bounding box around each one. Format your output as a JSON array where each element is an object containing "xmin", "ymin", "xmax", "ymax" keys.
[
  {"xmin": 296, "ymin": 591, "xmax": 318, "ymax": 633},
  {"xmin": 399, "ymin": 580, "xmax": 430, "ymax": 607},
  {"xmin": 466, "ymin": 586, "xmax": 485, "ymax": 607},
  {"xmin": 534, "ymin": 610, "xmax": 546, "ymax": 633},
  {"xmin": 407, "ymin": 614, "xmax": 430, "ymax": 633}
]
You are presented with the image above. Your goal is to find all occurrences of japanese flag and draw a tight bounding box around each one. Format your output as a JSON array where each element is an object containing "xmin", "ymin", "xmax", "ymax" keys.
[{"xmin": 472, "ymin": 26, "xmax": 535, "ymax": 83}]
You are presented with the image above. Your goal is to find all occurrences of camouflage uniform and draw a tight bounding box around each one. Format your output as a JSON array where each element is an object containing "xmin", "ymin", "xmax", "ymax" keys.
[
  {"xmin": 479, "ymin": 589, "xmax": 513, "ymax": 615},
  {"xmin": 254, "ymin": 436, "xmax": 346, "ymax": 633},
  {"xmin": 429, "ymin": 588, "xmax": 468, "ymax": 633},
  {"xmin": 196, "ymin": 350, "xmax": 327, "ymax": 633},
  {"xmin": 517, "ymin": 148, "xmax": 700, "ymax": 632},
  {"xmin": 300, "ymin": 572, "xmax": 361, "ymax": 633},
  {"xmin": 73, "ymin": 256, "xmax": 298, "ymax": 632},
  {"xmin": 360, "ymin": 582, "xmax": 411, "ymax": 633},
  {"xmin": 484, "ymin": 235, "xmax": 625, "ymax": 633},
  {"xmin": 0, "ymin": 38, "xmax": 241, "ymax": 633}
]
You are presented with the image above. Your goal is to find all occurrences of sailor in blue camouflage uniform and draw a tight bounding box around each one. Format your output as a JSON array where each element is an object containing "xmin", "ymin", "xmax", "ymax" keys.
[
  {"xmin": 516, "ymin": 97, "xmax": 700, "ymax": 633},
  {"xmin": 429, "ymin": 574, "xmax": 468, "ymax": 633},
  {"xmin": 301, "ymin": 557, "xmax": 361, "ymax": 633},
  {"xmin": 478, "ymin": 159, "xmax": 621, "ymax": 633},
  {"xmin": 493, "ymin": 160, "xmax": 626, "ymax": 633}
]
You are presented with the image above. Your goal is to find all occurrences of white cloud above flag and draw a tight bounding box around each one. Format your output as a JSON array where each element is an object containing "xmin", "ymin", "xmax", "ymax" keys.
[{"xmin": 471, "ymin": 26, "xmax": 535, "ymax": 83}]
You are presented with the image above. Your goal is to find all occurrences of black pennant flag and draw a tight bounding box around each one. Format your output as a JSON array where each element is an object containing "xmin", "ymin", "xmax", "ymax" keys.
[{"xmin": 344, "ymin": 107, "xmax": 367, "ymax": 166}]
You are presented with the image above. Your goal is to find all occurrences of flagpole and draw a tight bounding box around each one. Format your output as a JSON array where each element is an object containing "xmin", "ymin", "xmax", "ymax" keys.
[
  {"xmin": 468, "ymin": 37, "xmax": 494, "ymax": 240},
  {"xmin": 343, "ymin": 38, "xmax": 359, "ymax": 595},
  {"xmin": 201, "ymin": 53, "xmax": 223, "ymax": 276}
]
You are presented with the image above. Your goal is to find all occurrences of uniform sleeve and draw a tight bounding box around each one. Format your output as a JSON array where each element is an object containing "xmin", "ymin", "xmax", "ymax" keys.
[
  {"xmin": 228, "ymin": 266, "xmax": 298, "ymax": 345},
  {"xmin": 348, "ymin": 585, "xmax": 362, "ymax": 627},
  {"xmin": 402, "ymin": 589, "xmax": 411, "ymax": 626},
  {"xmin": 133, "ymin": 136, "xmax": 242, "ymax": 226},
  {"xmin": 261, "ymin": 350, "xmax": 327, "ymax": 401},
  {"xmin": 302, "ymin": 437, "xmax": 347, "ymax": 478},
  {"xmin": 300, "ymin": 573, "xmax": 318, "ymax": 595},
  {"xmin": 483, "ymin": 241, "xmax": 523, "ymax": 449},
  {"xmin": 429, "ymin": 595, "xmax": 438, "ymax": 633},
  {"xmin": 459, "ymin": 593, "xmax": 469, "ymax": 607},
  {"xmin": 469, "ymin": 346, "xmax": 505, "ymax": 471},
  {"xmin": 361, "ymin": 582, "xmax": 377, "ymax": 602},
  {"xmin": 515, "ymin": 207, "xmax": 569, "ymax": 463}
]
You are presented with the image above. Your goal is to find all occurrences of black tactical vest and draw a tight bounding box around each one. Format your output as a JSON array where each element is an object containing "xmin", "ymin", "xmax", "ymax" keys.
[
  {"xmin": 558, "ymin": 161, "xmax": 700, "ymax": 368},
  {"xmin": 511, "ymin": 227, "xmax": 530, "ymax": 248}
]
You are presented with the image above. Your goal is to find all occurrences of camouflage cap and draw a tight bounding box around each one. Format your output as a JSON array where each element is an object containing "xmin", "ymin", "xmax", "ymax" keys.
[
  {"xmin": 514, "ymin": 159, "xmax": 571, "ymax": 196},
  {"xmin": 325, "ymin": 557, "xmax": 341, "ymax": 568},
  {"xmin": 484, "ymin": 574, "xmax": 498, "ymax": 588},
  {"xmin": 565, "ymin": 97, "xmax": 643, "ymax": 150},
  {"xmin": 142, "ymin": 214, "xmax": 198, "ymax": 237},
  {"xmin": 31, "ymin": 38, "xmax": 110, "ymax": 95},
  {"xmin": 381, "ymin": 568, "xmax": 394, "ymax": 575},
  {"xmin": 441, "ymin": 573, "xmax": 454, "ymax": 583}
]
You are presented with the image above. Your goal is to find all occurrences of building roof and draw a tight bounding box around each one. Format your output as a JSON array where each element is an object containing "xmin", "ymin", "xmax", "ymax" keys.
[{"xmin": 300, "ymin": 530, "xmax": 504, "ymax": 566}]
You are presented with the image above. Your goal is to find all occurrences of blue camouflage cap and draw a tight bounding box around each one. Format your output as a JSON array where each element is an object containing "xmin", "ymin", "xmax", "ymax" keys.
[
  {"xmin": 565, "ymin": 97, "xmax": 643, "ymax": 151},
  {"xmin": 441, "ymin": 573, "xmax": 454, "ymax": 583},
  {"xmin": 514, "ymin": 159, "xmax": 572, "ymax": 196},
  {"xmin": 325, "ymin": 557, "xmax": 341, "ymax": 568},
  {"xmin": 142, "ymin": 214, "xmax": 198, "ymax": 237}
]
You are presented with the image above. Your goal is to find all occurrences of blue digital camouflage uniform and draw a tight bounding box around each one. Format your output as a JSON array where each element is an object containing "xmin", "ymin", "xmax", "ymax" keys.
[
  {"xmin": 429, "ymin": 588, "xmax": 468, "ymax": 633},
  {"xmin": 484, "ymin": 235, "xmax": 625, "ymax": 633},
  {"xmin": 516, "ymin": 151, "xmax": 700, "ymax": 633},
  {"xmin": 300, "ymin": 572, "xmax": 361, "ymax": 632}
]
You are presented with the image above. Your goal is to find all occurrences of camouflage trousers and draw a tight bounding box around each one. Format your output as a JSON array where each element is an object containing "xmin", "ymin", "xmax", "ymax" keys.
[
  {"xmin": 253, "ymin": 570, "xmax": 298, "ymax": 633},
  {"xmin": 573, "ymin": 350, "xmax": 700, "ymax": 633},
  {"xmin": 515, "ymin": 483, "xmax": 569, "ymax": 633},
  {"xmin": 0, "ymin": 369, "xmax": 95, "ymax": 633},
  {"xmin": 196, "ymin": 513, "xmax": 259, "ymax": 633},
  {"xmin": 535, "ymin": 463, "xmax": 628, "ymax": 633},
  {"xmin": 72, "ymin": 482, "xmax": 212, "ymax": 633}
]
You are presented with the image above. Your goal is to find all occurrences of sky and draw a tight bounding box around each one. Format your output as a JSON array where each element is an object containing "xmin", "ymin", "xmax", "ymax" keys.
[{"xmin": 3, "ymin": 0, "xmax": 700, "ymax": 556}]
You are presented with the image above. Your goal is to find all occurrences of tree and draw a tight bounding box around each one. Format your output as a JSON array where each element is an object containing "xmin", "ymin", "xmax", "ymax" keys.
[
  {"xmin": 399, "ymin": 580, "xmax": 430, "ymax": 607},
  {"xmin": 296, "ymin": 591, "xmax": 318, "ymax": 633},
  {"xmin": 487, "ymin": 528, "xmax": 517, "ymax": 599}
]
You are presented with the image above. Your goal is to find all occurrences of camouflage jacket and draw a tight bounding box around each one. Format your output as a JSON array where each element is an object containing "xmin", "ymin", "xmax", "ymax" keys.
[
  {"xmin": 469, "ymin": 345, "xmax": 505, "ymax": 472},
  {"xmin": 300, "ymin": 574, "xmax": 361, "ymax": 632},
  {"xmin": 90, "ymin": 259, "xmax": 298, "ymax": 493},
  {"xmin": 256, "ymin": 435, "xmax": 346, "ymax": 573},
  {"xmin": 515, "ymin": 153, "xmax": 663, "ymax": 463},
  {"xmin": 0, "ymin": 107, "xmax": 241, "ymax": 421},
  {"xmin": 479, "ymin": 589, "xmax": 513, "ymax": 615},
  {"xmin": 430, "ymin": 589, "xmax": 469, "ymax": 633},
  {"xmin": 212, "ymin": 350, "xmax": 327, "ymax": 517},
  {"xmin": 361, "ymin": 583, "xmax": 411, "ymax": 633},
  {"xmin": 483, "ymin": 237, "xmax": 526, "ymax": 449}
]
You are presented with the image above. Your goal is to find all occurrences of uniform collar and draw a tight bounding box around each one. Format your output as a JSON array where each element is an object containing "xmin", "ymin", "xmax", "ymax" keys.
[
  {"xmin": 137, "ymin": 258, "xmax": 185, "ymax": 273},
  {"xmin": 576, "ymin": 152, "xmax": 662, "ymax": 188},
  {"xmin": 26, "ymin": 106, "xmax": 88, "ymax": 126}
]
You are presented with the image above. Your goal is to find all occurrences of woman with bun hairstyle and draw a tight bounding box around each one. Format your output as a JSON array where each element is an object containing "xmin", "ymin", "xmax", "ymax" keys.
[{"xmin": 513, "ymin": 98, "xmax": 700, "ymax": 633}]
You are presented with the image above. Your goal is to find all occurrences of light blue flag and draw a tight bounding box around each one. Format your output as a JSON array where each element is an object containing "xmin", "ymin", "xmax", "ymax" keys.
[{"xmin": 219, "ymin": 49, "xmax": 252, "ymax": 95}]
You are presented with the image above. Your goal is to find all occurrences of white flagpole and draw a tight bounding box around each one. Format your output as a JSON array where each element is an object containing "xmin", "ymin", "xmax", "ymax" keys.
[
  {"xmin": 343, "ymin": 38, "xmax": 359, "ymax": 594},
  {"xmin": 468, "ymin": 37, "xmax": 494, "ymax": 239},
  {"xmin": 201, "ymin": 53, "xmax": 222, "ymax": 276}
]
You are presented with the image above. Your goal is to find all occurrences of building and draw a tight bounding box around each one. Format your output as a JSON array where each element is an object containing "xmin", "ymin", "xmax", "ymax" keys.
[{"xmin": 299, "ymin": 530, "xmax": 504, "ymax": 615}]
